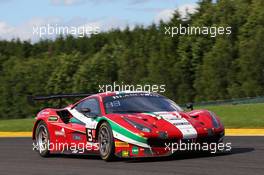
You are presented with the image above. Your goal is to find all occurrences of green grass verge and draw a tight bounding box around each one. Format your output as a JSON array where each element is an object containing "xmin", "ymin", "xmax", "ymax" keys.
[
  {"xmin": 0, "ymin": 103, "xmax": 264, "ymax": 131},
  {"xmin": 0, "ymin": 118, "xmax": 34, "ymax": 131},
  {"xmin": 197, "ymin": 103, "xmax": 264, "ymax": 128}
]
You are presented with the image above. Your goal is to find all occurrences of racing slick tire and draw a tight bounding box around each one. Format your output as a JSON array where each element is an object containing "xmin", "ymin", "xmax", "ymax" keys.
[
  {"xmin": 35, "ymin": 121, "xmax": 50, "ymax": 157},
  {"xmin": 98, "ymin": 122, "xmax": 115, "ymax": 161}
]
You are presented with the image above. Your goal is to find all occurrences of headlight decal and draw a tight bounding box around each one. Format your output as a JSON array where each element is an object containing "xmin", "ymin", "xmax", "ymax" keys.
[{"xmin": 123, "ymin": 117, "xmax": 152, "ymax": 133}]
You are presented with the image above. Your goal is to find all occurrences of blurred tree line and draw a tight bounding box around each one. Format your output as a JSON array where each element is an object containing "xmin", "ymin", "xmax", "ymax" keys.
[{"xmin": 0, "ymin": 0, "xmax": 263, "ymax": 118}]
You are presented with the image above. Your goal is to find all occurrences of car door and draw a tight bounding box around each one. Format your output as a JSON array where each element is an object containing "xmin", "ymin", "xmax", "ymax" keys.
[{"xmin": 67, "ymin": 98, "xmax": 101, "ymax": 151}]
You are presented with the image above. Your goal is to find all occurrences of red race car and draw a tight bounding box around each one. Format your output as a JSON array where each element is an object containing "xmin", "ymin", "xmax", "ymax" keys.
[{"xmin": 32, "ymin": 91, "xmax": 225, "ymax": 161}]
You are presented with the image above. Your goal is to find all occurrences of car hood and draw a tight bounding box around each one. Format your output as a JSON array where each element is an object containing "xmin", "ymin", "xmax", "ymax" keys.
[{"xmin": 105, "ymin": 111, "xmax": 206, "ymax": 140}]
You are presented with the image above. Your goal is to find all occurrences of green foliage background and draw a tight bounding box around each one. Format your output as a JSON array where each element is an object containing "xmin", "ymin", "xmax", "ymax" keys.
[{"xmin": 0, "ymin": 0, "xmax": 264, "ymax": 119}]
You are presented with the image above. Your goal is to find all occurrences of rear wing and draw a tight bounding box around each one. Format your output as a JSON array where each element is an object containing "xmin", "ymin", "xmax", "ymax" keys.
[{"xmin": 28, "ymin": 93, "xmax": 94, "ymax": 107}]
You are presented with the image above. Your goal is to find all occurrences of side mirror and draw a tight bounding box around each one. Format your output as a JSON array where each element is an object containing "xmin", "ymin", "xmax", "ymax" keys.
[
  {"xmin": 80, "ymin": 107, "xmax": 91, "ymax": 113},
  {"xmin": 186, "ymin": 103, "xmax": 194, "ymax": 110}
]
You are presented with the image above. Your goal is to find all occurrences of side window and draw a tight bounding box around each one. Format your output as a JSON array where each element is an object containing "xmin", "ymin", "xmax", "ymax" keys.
[{"xmin": 75, "ymin": 98, "xmax": 101, "ymax": 116}]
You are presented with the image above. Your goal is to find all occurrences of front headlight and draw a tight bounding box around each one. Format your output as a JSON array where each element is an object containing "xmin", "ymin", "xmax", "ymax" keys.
[
  {"xmin": 123, "ymin": 117, "xmax": 151, "ymax": 133},
  {"xmin": 209, "ymin": 111, "xmax": 220, "ymax": 128}
]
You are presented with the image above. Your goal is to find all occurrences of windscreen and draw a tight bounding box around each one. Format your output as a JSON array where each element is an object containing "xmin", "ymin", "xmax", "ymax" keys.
[{"xmin": 103, "ymin": 93, "xmax": 183, "ymax": 114}]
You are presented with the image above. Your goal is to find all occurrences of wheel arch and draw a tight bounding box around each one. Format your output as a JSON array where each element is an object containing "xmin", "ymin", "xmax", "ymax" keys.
[
  {"xmin": 95, "ymin": 119, "xmax": 110, "ymax": 139},
  {"xmin": 32, "ymin": 119, "xmax": 44, "ymax": 140}
]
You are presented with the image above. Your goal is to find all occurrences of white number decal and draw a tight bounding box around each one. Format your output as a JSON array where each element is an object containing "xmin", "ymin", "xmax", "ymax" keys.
[{"xmin": 87, "ymin": 129, "xmax": 93, "ymax": 142}]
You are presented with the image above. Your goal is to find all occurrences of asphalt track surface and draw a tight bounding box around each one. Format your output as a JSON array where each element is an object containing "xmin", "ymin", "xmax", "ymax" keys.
[{"xmin": 0, "ymin": 137, "xmax": 263, "ymax": 175}]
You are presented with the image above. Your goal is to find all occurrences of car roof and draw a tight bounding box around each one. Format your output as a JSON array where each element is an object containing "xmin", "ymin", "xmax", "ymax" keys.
[{"xmin": 70, "ymin": 91, "xmax": 161, "ymax": 108}]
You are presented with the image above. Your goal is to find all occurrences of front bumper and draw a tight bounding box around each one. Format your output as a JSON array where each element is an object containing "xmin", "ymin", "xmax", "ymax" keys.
[{"xmin": 114, "ymin": 129, "xmax": 225, "ymax": 158}]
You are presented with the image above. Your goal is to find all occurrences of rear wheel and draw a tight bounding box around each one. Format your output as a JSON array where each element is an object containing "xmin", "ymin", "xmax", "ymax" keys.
[
  {"xmin": 98, "ymin": 122, "xmax": 115, "ymax": 161},
  {"xmin": 35, "ymin": 121, "xmax": 50, "ymax": 157}
]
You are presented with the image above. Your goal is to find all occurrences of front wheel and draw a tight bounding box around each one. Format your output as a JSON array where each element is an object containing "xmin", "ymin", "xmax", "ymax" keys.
[{"xmin": 98, "ymin": 122, "xmax": 115, "ymax": 161}]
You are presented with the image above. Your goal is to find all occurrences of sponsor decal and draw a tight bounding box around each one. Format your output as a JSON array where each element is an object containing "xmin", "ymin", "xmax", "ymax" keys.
[
  {"xmin": 105, "ymin": 100, "xmax": 121, "ymax": 108},
  {"xmin": 72, "ymin": 134, "xmax": 82, "ymax": 140},
  {"xmin": 112, "ymin": 92, "xmax": 160, "ymax": 100},
  {"xmin": 115, "ymin": 141, "xmax": 130, "ymax": 148},
  {"xmin": 122, "ymin": 150, "xmax": 129, "ymax": 157},
  {"xmin": 40, "ymin": 111, "xmax": 50, "ymax": 115},
  {"xmin": 55, "ymin": 128, "xmax": 65, "ymax": 137},
  {"xmin": 154, "ymin": 112, "xmax": 197, "ymax": 139},
  {"xmin": 132, "ymin": 146, "xmax": 139, "ymax": 154}
]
